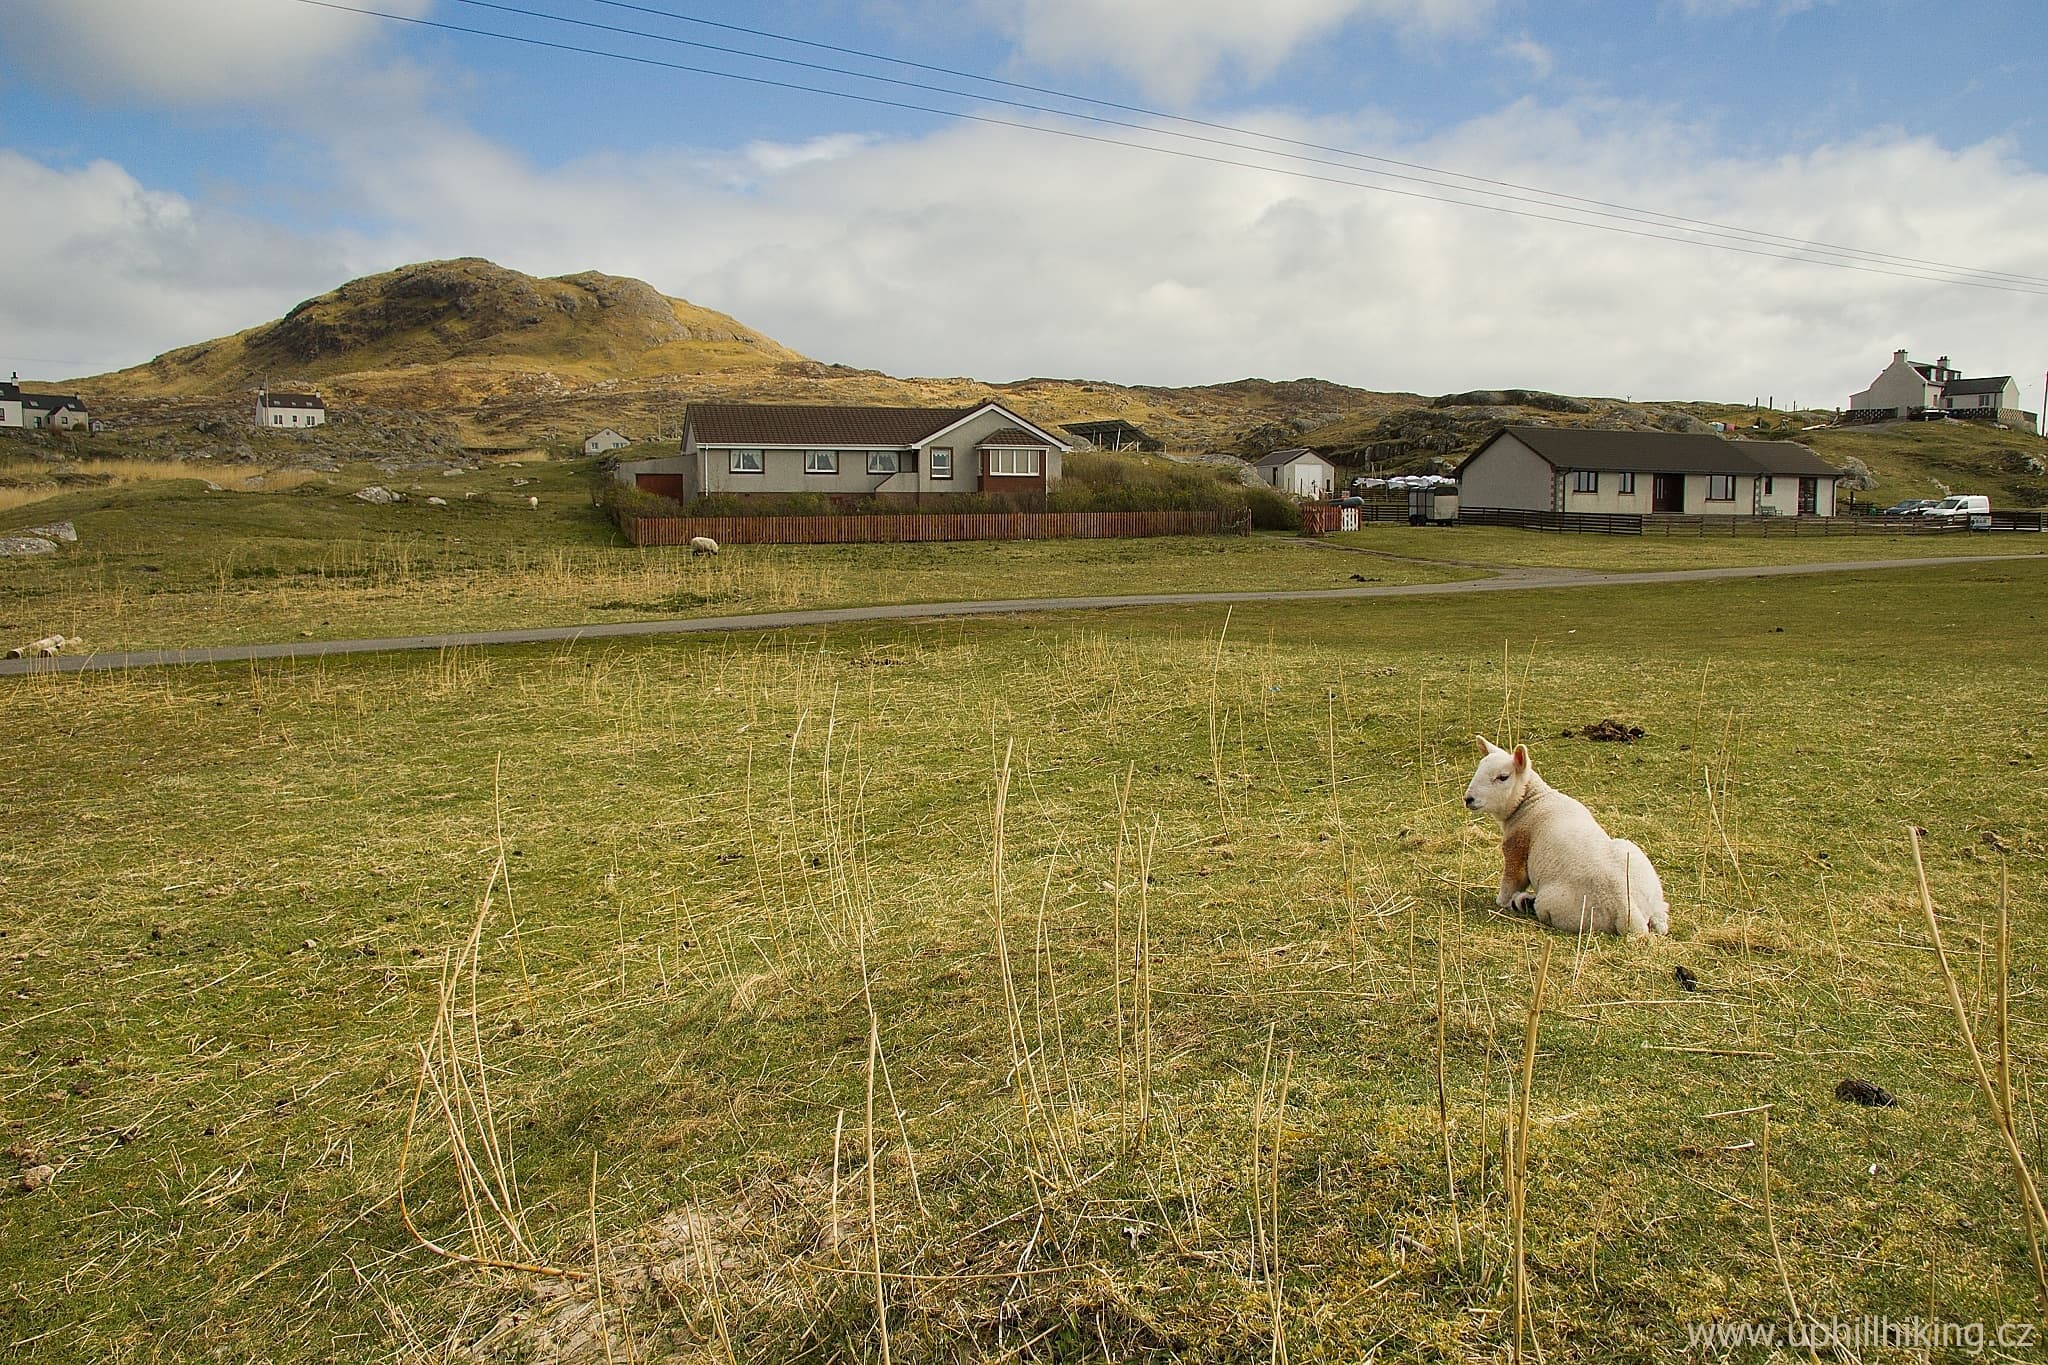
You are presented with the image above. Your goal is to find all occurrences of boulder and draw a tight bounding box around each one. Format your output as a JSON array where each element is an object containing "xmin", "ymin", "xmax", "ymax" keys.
[
  {"xmin": 20, "ymin": 521, "xmax": 77, "ymax": 543},
  {"xmin": 0, "ymin": 537, "xmax": 58, "ymax": 558},
  {"xmin": 353, "ymin": 486, "xmax": 401, "ymax": 504}
]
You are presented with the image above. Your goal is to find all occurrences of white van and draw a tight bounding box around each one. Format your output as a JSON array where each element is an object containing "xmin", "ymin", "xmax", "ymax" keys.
[{"xmin": 1922, "ymin": 494, "xmax": 1991, "ymax": 529}]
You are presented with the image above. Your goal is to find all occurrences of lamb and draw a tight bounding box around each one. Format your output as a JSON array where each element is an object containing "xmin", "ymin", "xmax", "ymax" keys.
[
  {"xmin": 1463, "ymin": 736, "xmax": 1669, "ymax": 936},
  {"xmin": 689, "ymin": 536, "xmax": 719, "ymax": 558}
]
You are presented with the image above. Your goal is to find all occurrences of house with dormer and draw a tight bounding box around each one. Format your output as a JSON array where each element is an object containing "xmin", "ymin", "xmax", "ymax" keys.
[
  {"xmin": 617, "ymin": 402, "xmax": 1069, "ymax": 505},
  {"xmin": 255, "ymin": 388, "xmax": 328, "ymax": 428},
  {"xmin": 1847, "ymin": 350, "xmax": 2033, "ymax": 426},
  {"xmin": 2, "ymin": 378, "xmax": 90, "ymax": 431}
]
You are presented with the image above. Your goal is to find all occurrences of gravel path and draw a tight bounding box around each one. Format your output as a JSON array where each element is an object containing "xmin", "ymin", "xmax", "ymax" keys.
[{"xmin": 3, "ymin": 552, "xmax": 2039, "ymax": 676}]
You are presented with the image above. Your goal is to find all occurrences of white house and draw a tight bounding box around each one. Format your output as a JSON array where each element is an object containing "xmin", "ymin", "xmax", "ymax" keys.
[
  {"xmin": 256, "ymin": 389, "xmax": 328, "ymax": 428},
  {"xmin": 1848, "ymin": 350, "xmax": 2029, "ymax": 424},
  {"xmin": 1254, "ymin": 447, "xmax": 1337, "ymax": 498},
  {"xmin": 8, "ymin": 387, "xmax": 90, "ymax": 431},
  {"xmin": 1457, "ymin": 426, "xmax": 1844, "ymax": 517},
  {"xmin": 617, "ymin": 401, "xmax": 1069, "ymax": 505},
  {"xmin": 584, "ymin": 428, "xmax": 632, "ymax": 456},
  {"xmin": 0, "ymin": 381, "xmax": 21, "ymax": 429}
]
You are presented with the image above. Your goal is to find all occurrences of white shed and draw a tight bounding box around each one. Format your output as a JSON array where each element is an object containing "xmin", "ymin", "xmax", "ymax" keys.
[{"xmin": 1254, "ymin": 447, "xmax": 1337, "ymax": 498}]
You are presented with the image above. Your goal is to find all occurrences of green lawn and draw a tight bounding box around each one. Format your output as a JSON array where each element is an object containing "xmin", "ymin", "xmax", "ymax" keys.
[
  {"xmin": 0, "ymin": 478, "xmax": 1476, "ymax": 652},
  {"xmin": 6, "ymin": 558, "xmax": 2048, "ymax": 1361},
  {"xmin": 1325, "ymin": 522, "xmax": 2047, "ymax": 571}
]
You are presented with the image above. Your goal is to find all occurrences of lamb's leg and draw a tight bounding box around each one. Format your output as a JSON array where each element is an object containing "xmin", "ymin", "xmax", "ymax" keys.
[
  {"xmin": 1533, "ymin": 884, "xmax": 1591, "ymax": 934},
  {"xmin": 1496, "ymin": 829, "xmax": 1533, "ymax": 909}
]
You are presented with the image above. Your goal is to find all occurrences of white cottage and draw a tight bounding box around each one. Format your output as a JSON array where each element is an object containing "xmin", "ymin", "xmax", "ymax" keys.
[
  {"xmin": 1253, "ymin": 447, "xmax": 1337, "ymax": 498},
  {"xmin": 584, "ymin": 428, "xmax": 632, "ymax": 456},
  {"xmin": 256, "ymin": 389, "xmax": 328, "ymax": 428}
]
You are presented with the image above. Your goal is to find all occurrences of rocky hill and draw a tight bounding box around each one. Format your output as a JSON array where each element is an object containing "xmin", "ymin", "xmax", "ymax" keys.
[{"xmin": 51, "ymin": 258, "xmax": 2045, "ymax": 502}]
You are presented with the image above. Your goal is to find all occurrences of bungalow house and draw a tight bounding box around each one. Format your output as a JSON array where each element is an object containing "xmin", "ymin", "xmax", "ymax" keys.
[
  {"xmin": 583, "ymin": 428, "xmax": 632, "ymax": 456},
  {"xmin": 0, "ymin": 381, "xmax": 20, "ymax": 428},
  {"xmin": 1254, "ymin": 447, "xmax": 1337, "ymax": 499},
  {"xmin": 255, "ymin": 389, "xmax": 327, "ymax": 428},
  {"xmin": 1848, "ymin": 350, "xmax": 2035, "ymax": 427},
  {"xmin": 1060, "ymin": 418, "xmax": 1164, "ymax": 452},
  {"xmin": 617, "ymin": 401, "xmax": 1069, "ymax": 504},
  {"xmin": 1457, "ymin": 426, "xmax": 1844, "ymax": 517}
]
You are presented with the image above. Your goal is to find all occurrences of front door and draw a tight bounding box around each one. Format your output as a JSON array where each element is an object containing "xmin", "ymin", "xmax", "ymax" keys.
[
  {"xmin": 1797, "ymin": 477, "xmax": 1818, "ymax": 515},
  {"xmin": 1652, "ymin": 474, "xmax": 1682, "ymax": 512}
]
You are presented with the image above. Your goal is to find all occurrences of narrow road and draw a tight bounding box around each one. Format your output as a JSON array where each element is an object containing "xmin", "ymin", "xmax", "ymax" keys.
[{"xmin": 2, "ymin": 552, "xmax": 2038, "ymax": 676}]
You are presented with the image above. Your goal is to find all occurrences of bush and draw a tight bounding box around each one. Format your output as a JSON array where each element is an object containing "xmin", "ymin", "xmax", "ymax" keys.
[{"xmin": 1246, "ymin": 485, "xmax": 1301, "ymax": 531}]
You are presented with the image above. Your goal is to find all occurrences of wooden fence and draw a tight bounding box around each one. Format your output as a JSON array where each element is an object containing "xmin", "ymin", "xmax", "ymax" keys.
[
  {"xmin": 623, "ymin": 506, "xmax": 1251, "ymax": 547},
  {"xmin": 1456, "ymin": 507, "xmax": 2044, "ymax": 536}
]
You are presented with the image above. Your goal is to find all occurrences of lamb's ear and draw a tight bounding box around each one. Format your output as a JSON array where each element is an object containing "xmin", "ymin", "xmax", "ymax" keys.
[
  {"xmin": 1511, "ymin": 744, "xmax": 1528, "ymax": 771},
  {"xmin": 1474, "ymin": 734, "xmax": 1500, "ymax": 755}
]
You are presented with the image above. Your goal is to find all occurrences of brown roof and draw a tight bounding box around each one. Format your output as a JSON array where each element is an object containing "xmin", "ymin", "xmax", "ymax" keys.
[
  {"xmin": 977, "ymin": 427, "xmax": 1045, "ymax": 446},
  {"xmin": 686, "ymin": 403, "xmax": 978, "ymax": 447},
  {"xmin": 1461, "ymin": 426, "xmax": 1840, "ymax": 478}
]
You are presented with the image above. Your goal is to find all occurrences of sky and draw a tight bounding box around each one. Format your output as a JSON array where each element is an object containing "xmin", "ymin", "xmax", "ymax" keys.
[{"xmin": 3, "ymin": 0, "xmax": 2046, "ymax": 411}]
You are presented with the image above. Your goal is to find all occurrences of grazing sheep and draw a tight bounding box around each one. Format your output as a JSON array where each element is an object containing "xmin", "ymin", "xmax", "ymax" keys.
[
  {"xmin": 527, "ymin": 495, "xmax": 539, "ymax": 509},
  {"xmin": 1464, "ymin": 736, "xmax": 1669, "ymax": 936},
  {"xmin": 689, "ymin": 536, "xmax": 719, "ymax": 558}
]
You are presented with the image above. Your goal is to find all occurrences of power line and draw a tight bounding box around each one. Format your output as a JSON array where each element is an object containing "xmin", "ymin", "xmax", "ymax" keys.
[
  {"xmin": 293, "ymin": 0, "xmax": 2048, "ymax": 295},
  {"xmin": 576, "ymin": 0, "xmax": 2048, "ymax": 290}
]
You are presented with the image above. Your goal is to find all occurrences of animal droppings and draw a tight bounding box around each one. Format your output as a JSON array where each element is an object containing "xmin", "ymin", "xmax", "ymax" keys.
[{"xmin": 1835, "ymin": 1077, "xmax": 1899, "ymax": 1108}]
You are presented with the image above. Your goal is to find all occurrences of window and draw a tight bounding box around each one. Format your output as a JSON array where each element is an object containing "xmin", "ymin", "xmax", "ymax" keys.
[
  {"xmin": 806, "ymin": 449, "xmax": 838, "ymax": 474},
  {"xmin": 930, "ymin": 447, "xmax": 952, "ymax": 479},
  {"xmin": 867, "ymin": 450, "xmax": 899, "ymax": 475},
  {"xmin": 1763, "ymin": 475, "xmax": 1775, "ymax": 495},
  {"xmin": 1618, "ymin": 472, "xmax": 1636, "ymax": 495},
  {"xmin": 986, "ymin": 448, "xmax": 1042, "ymax": 477},
  {"xmin": 273, "ymin": 415, "xmax": 283, "ymax": 425},
  {"xmin": 729, "ymin": 448, "xmax": 763, "ymax": 474},
  {"xmin": 1572, "ymin": 470, "xmax": 1598, "ymax": 493},
  {"xmin": 1707, "ymin": 474, "xmax": 1737, "ymax": 502}
]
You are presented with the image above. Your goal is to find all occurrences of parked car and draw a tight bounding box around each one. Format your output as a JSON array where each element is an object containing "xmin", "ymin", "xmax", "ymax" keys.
[
  {"xmin": 1921, "ymin": 494, "xmax": 1991, "ymax": 529},
  {"xmin": 1880, "ymin": 499, "xmax": 1936, "ymax": 516}
]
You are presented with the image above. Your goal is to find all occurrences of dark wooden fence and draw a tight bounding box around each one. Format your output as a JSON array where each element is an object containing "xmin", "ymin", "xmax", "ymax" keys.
[
  {"xmin": 1457, "ymin": 507, "xmax": 2044, "ymax": 536},
  {"xmin": 623, "ymin": 507, "xmax": 1251, "ymax": 546}
]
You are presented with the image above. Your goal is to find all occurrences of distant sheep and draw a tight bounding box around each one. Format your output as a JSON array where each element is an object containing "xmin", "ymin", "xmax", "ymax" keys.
[
  {"xmin": 527, "ymin": 495, "xmax": 539, "ymax": 509},
  {"xmin": 689, "ymin": 536, "xmax": 720, "ymax": 558},
  {"xmin": 1464, "ymin": 736, "xmax": 1669, "ymax": 936}
]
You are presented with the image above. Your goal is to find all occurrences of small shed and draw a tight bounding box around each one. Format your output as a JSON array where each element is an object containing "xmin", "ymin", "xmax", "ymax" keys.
[
  {"xmin": 1254, "ymin": 447, "xmax": 1337, "ymax": 499},
  {"xmin": 584, "ymin": 428, "xmax": 632, "ymax": 456}
]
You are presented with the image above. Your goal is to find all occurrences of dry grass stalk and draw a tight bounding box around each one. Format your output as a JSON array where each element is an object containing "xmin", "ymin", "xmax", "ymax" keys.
[
  {"xmin": 1509, "ymin": 939, "xmax": 1553, "ymax": 1365},
  {"xmin": 1207, "ymin": 607, "xmax": 1233, "ymax": 828},
  {"xmin": 590, "ymin": 1150, "xmax": 617, "ymax": 1365},
  {"xmin": 397, "ymin": 858, "xmax": 585, "ymax": 1282},
  {"xmin": 1436, "ymin": 940, "xmax": 1464, "ymax": 1261},
  {"xmin": 1759, "ymin": 1112, "xmax": 1821, "ymax": 1365},
  {"xmin": 1136, "ymin": 819, "xmax": 1158, "ymax": 1145},
  {"xmin": 1911, "ymin": 828, "xmax": 2048, "ymax": 1310},
  {"xmin": 1268, "ymin": 1046, "xmax": 1295, "ymax": 1365},
  {"xmin": 867, "ymin": 1016, "xmax": 893, "ymax": 1365},
  {"xmin": 1113, "ymin": 763, "xmax": 1134, "ymax": 1151}
]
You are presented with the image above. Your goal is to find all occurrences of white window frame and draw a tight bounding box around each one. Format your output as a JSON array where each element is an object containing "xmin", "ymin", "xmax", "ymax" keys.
[
  {"xmin": 929, "ymin": 447, "xmax": 952, "ymax": 479},
  {"xmin": 729, "ymin": 448, "xmax": 763, "ymax": 474},
  {"xmin": 1572, "ymin": 470, "xmax": 1598, "ymax": 493},
  {"xmin": 986, "ymin": 447, "xmax": 1042, "ymax": 477},
  {"xmin": 866, "ymin": 450, "xmax": 898, "ymax": 475},
  {"xmin": 806, "ymin": 449, "xmax": 838, "ymax": 475},
  {"xmin": 1707, "ymin": 474, "xmax": 1737, "ymax": 502}
]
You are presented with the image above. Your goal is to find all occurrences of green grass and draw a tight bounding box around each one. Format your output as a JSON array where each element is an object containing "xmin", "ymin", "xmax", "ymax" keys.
[
  {"xmin": 0, "ymin": 478, "xmax": 1471, "ymax": 651},
  {"xmin": 1324, "ymin": 523, "xmax": 2047, "ymax": 571},
  {"xmin": 5, "ymin": 558, "xmax": 2048, "ymax": 1361}
]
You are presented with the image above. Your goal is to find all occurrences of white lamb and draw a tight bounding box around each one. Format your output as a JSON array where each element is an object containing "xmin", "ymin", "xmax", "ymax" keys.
[
  {"xmin": 1463, "ymin": 736, "xmax": 1669, "ymax": 936},
  {"xmin": 689, "ymin": 536, "xmax": 719, "ymax": 557}
]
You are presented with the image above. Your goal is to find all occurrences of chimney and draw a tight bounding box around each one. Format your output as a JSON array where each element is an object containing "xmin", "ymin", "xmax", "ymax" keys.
[{"xmin": 1892, "ymin": 349, "xmax": 1908, "ymax": 365}]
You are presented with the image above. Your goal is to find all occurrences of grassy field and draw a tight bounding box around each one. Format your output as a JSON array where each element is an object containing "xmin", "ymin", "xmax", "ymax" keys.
[
  {"xmin": 5, "ymin": 556, "xmax": 2047, "ymax": 1362},
  {"xmin": 1325, "ymin": 523, "xmax": 2047, "ymax": 572}
]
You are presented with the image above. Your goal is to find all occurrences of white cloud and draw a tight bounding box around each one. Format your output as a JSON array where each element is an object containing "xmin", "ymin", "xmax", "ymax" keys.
[
  {"xmin": 1502, "ymin": 36, "xmax": 1555, "ymax": 79},
  {"xmin": 6, "ymin": 100, "xmax": 2047, "ymax": 413},
  {"xmin": 967, "ymin": 0, "xmax": 1497, "ymax": 103},
  {"xmin": 0, "ymin": 153, "xmax": 364, "ymax": 377},
  {"xmin": 1, "ymin": 0, "xmax": 431, "ymax": 103}
]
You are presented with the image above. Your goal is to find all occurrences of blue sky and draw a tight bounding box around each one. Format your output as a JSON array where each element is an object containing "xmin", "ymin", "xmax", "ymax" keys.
[{"xmin": 3, "ymin": 0, "xmax": 2045, "ymax": 411}]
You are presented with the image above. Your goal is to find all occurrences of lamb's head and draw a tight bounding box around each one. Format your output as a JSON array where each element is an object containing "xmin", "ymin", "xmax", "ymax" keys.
[{"xmin": 1463, "ymin": 736, "xmax": 1533, "ymax": 821}]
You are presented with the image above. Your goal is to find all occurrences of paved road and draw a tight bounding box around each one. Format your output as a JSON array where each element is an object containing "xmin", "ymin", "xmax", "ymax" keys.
[{"xmin": 2, "ymin": 552, "xmax": 2038, "ymax": 676}]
